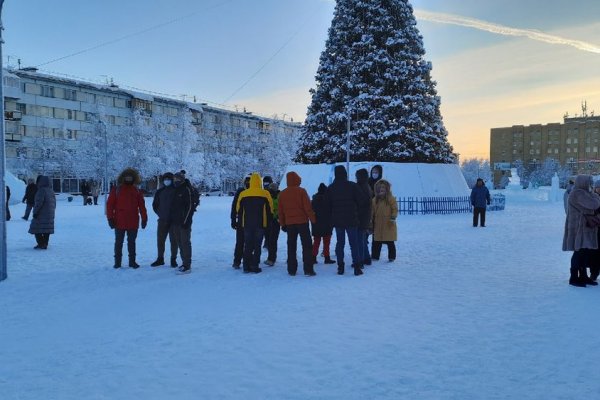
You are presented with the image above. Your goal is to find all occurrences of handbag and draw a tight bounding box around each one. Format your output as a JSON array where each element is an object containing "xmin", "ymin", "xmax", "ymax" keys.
[{"xmin": 584, "ymin": 214, "xmax": 600, "ymax": 228}]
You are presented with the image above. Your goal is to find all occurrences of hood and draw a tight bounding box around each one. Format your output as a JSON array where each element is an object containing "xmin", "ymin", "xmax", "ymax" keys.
[
  {"xmin": 574, "ymin": 175, "xmax": 593, "ymax": 190},
  {"xmin": 334, "ymin": 165, "xmax": 348, "ymax": 181},
  {"xmin": 317, "ymin": 183, "xmax": 327, "ymax": 195},
  {"xmin": 286, "ymin": 171, "xmax": 301, "ymax": 187},
  {"xmin": 370, "ymin": 164, "xmax": 383, "ymax": 179},
  {"xmin": 249, "ymin": 172, "xmax": 262, "ymax": 189},
  {"xmin": 356, "ymin": 168, "xmax": 369, "ymax": 185},
  {"xmin": 37, "ymin": 175, "xmax": 50, "ymax": 188},
  {"xmin": 117, "ymin": 168, "xmax": 142, "ymax": 185},
  {"xmin": 374, "ymin": 179, "xmax": 392, "ymax": 195}
]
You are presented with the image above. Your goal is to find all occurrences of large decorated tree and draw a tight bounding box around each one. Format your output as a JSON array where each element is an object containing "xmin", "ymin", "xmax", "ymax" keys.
[{"xmin": 296, "ymin": 0, "xmax": 456, "ymax": 163}]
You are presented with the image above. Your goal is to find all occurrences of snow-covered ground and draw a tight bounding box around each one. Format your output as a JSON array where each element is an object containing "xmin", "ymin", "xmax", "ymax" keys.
[{"xmin": 1, "ymin": 189, "xmax": 598, "ymax": 399}]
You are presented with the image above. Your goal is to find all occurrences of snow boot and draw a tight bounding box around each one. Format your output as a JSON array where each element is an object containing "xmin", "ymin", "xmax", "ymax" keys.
[
  {"xmin": 129, "ymin": 258, "xmax": 140, "ymax": 269},
  {"xmin": 353, "ymin": 264, "xmax": 363, "ymax": 276},
  {"xmin": 337, "ymin": 262, "xmax": 345, "ymax": 275},
  {"xmin": 170, "ymin": 258, "xmax": 178, "ymax": 268},
  {"xmin": 569, "ymin": 269, "xmax": 586, "ymax": 287},
  {"xmin": 150, "ymin": 258, "xmax": 164, "ymax": 267},
  {"xmin": 178, "ymin": 265, "xmax": 191, "ymax": 274},
  {"xmin": 324, "ymin": 256, "xmax": 336, "ymax": 264},
  {"xmin": 264, "ymin": 259, "xmax": 275, "ymax": 267},
  {"xmin": 114, "ymin": 256, "xmax": 122, "ymax": 269}
]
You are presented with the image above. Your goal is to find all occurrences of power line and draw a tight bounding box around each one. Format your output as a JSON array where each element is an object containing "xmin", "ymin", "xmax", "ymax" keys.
[
  {"xmin": 35, "ymin": 0, "xmax": 235, "ymax": 68},
  {"xmin": 222, "ymin": 4, "xmax": 324, "ymax": 104}
]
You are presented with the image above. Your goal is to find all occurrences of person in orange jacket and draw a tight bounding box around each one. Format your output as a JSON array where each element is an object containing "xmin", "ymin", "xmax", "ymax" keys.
[
  {"xmin": 278, "ymin": 171, "xmax": 317, "ymax": 276},
  {"xmin": 106, "ymin": 168, "xmax": 148, "ymax": 269}
]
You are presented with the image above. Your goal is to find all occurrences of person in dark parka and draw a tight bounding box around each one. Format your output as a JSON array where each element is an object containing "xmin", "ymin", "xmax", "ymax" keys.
[
  {"xmin": 311, "ymin": 183, "xmax": 335, "ymax": 264},
  {"xmin": 28, "ymin": 175, "xmax": 56, "ymax": 249},
  {"xmin": 327, "ymin": 165, "xmax": 364, "ymax": 276},
  {"xmin": 170, "ymin": 172, "xmax": 195, "ymax": 273},
  {"xmin": 355, "ymin": 168, "xmax": 373, "ymax": 267},
  {"xmin": 150, "ymin": 172, "xmax": 179, "ymax": 268},
  {"xmin": 81, "ymin": 180, "xmax": 91, "ymax": 206},
  {"xmin": 22, "ymin": 178, "xmax": 37, "ymax": 221},
  {"xmin": 470, "ymin": 178, "xmax": 491, "ymax": 227},
  {"xmin": 368, "ymin": 164, "xmax": 383, "ymax": 192},
  {"xmin": 106, "ymin": 168, "xmax": 148, "ymax": 269},
  {"xmin": 230, "ymin": 173, "xmax": 252, "ymax": 269}
]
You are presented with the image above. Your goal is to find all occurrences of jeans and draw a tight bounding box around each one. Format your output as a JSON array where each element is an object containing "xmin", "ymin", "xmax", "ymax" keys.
[
  {"xmin": 243, "ymin": 227, "xmax": 264, "ymax": 271},
  {"xmin": 334, "ymin": 226, "xmax": 360, "ymax": 267},
  {"xmin": 357, "ymin": 229, "xmax": 371, "ymax": 264},
  {"xmin": 115, "ymin": 229, "xmax": 138, "ymax": 264},
  {"xmin": 24, "ymin": 203, "xmax": 34, "ymax": 220}
]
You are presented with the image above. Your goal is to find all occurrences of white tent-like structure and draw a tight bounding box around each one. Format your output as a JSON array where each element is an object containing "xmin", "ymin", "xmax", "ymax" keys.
[{"xmin": 279, "ymin": 162, "xmax": 470, "ymax": 199}]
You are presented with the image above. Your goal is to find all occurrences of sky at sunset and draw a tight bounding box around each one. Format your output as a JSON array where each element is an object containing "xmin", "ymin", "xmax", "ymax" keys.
[{"xmin": 4, "ymin": 0, "xmax": 600, "ymax": 160}]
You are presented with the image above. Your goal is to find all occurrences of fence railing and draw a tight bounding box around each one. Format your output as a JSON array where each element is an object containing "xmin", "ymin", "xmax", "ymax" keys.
[{"xmin": 397, "ymin": 193, "xmax": 506, "ymax": 215}]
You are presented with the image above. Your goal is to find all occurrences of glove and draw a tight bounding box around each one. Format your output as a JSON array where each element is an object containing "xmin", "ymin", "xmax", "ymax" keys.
[
  {"xmin": 108, "ymin": 219, "xmax": 115, "ymax": 229},
  {"xmin": 231, "ymin": 221, "xmax": 237, "ymax": 230},
  {"xmin": 281, "ymin": 226, "xmax": 287, "ymax": 233},
  {"xmin": 141, "ymin": 220, "xmax": 147, "ymax": 229}
]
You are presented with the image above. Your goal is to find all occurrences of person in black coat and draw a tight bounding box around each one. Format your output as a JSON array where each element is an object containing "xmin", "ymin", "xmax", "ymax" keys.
[
  {"xmin": 170, "ymin": 172, "xmax": 194, "ymax": 273},
  {"xmin": 368, "ymin": 164, "xmax": 383, "ymax": 192},
  {"xmin": 22, "ymin": 179, "xmax": 37, "ymax": 221},
  {"xmin": 311, "ymin": 183, "xmax": 335, "ymax": 264},
  {"xmin": 355, "ymin": 168, "xmax": 373, "ymax": 267},
  {"xmin": 150, "ymin": 172, "xmax": 179, "ymax": 267},
  {"xmin": 230, "ymin": 173, "xmax": 251, "ymax": 269},
  {"xmin": 327, "ymin": 165, "xmax": 364, "ymax": 276},
  {"xmin": 470, "ymin": 178, "xmax": 491, "ymax": 227},
  {"xmin": 81, "ymin": 180, "xmax": 91, "ymax": 206}
]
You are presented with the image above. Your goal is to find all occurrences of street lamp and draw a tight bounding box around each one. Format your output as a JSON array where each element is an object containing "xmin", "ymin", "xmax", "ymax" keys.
[
  {"xmin": 0, "ymin": 0, "xmax": 7, "ymax": 282},
  {"xmin": 346, "ymin": 113, "xmax": 351, "ymax": 174}
]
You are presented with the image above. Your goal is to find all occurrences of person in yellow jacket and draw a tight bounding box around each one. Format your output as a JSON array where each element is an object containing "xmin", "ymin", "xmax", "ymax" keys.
[
  {"xmin": 236, "ymin": 173, "xmax": 273, "ymax": 273},
  {"xmin": 371, "ymin": 179, "xmax": 397, "ymax": 262}
]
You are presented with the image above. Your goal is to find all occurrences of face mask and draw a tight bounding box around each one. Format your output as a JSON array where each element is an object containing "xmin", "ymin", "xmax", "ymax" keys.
[
  {"xmin": 163, "ymin": 180, "xmax": 172, "ymax": 187},
  {"xmin": 372, "ymin": 173, "xmax": 379, "ymax": 179}
]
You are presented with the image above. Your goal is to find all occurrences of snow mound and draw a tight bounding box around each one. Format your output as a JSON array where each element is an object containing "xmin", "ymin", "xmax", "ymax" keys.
[{"xmin": 6, "ymin": 171, "xmax": 25, "ymax": 205}]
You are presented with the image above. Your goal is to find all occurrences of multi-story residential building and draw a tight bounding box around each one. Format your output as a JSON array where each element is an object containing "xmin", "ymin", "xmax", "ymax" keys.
[
  {"xmin": 2, "ymin": 68, "xmax": 302, "ymax": 193},
  {"xmin": 490, "ymin": 114, "xmax": 600, "ymax": 186}
]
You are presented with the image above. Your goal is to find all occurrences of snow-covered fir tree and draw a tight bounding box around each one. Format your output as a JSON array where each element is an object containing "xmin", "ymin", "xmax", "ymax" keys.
[{"xmin": 296, "ymin": 0, "xmax": 456, "ymax": 164}]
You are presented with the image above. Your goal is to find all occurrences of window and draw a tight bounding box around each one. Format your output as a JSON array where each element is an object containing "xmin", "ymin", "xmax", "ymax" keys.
[
  {"xmin": 64, "ymin": 89, "xmax": 77, "ymax": 101},
  {"xmin": 66, "ymin": 129, "xmax": 76, "ymax": 140},
  {"xmin": 114, "ymin": 98, "xmax": 127, "ymax": 108},
  {"xmin": 40, "ymin": 85, "xmax": 54, "ymax": 98},
  {"xmin": 3, "ymin": 76, "xmax": 19, "ymax": 87},
  {"xmin": 24, "ymin": 83, "xmax": 41, "ymax": 95}
]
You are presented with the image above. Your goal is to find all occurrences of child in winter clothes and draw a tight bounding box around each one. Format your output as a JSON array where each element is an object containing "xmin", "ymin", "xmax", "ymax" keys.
[{"xmin": 371, "ymin": 179, "xmax": 397, "ymax": 262}]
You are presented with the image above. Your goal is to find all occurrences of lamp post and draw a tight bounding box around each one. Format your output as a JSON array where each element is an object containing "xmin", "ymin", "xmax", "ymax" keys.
[
  {"xmin": 99, "ymin": 121, "xmax": 109, "ymax": 211},
  {"xmin": 0, "ymin": 0, "xmax": 7, "ymax": 282},
  {"xmin": 346, "ymin": 113, "xmax": 351, "ymax": 174}
]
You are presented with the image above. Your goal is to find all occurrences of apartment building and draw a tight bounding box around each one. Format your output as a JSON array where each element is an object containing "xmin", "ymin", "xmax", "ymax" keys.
[
  {"xmin": 2, "ymin": 68, "xmax": 301, "ymax": 193},
  {"xmin": 490, "ymin": 115, "xmax": 600, "ymax": 186}
]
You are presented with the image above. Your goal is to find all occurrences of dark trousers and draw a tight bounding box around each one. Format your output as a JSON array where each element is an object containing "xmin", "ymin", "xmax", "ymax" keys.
[
  {"xmin": 372, "ymin": 241, "xmax": 396, "ymax": 261},
  {"xmin": 23, "ymin": 203, "xmax": 33, "ymax": 220},
  {"xmin": 83, "ymin": 195, "xmax": 89, "ymax": 206},
  {"xmin": 156, "ymin": 219, "xmax": 179, "ymax": 261},
  {"xmin": 266, "ymin": 221, "xmax": 280, "ymax": 262},
  {"xmin": 233, "ymin": 227, "xmax": 245, "ymax": 266},
  {"xmin": 473, "ymin": 207, "xmax": 486, "ymax": 227},
  {"xmin": 334, "ymin": 226, "xmax": 360, "ymax": 267},
  {"xmin": 312, "ymin": 235, "xmax": 332, "ymax": 257},
  {"xmin": 93, "ymin": 196, "xmax": 99, "ymax": 205},
  {"xmin": 115, "ymin": 229, "xmax": 138, "ymax": 264},
  {"xmin": 172, "ymin": 225, "xmax": 192, "ymax": 267},
  {"xmin": 34, "ymin": 233, "xmax": 50, "ymax": 247},
  {"xmin": 571, "ymin": 249, "xmax": 592, "ymax": 272},
  {"xmin": 590, "ymin": 248, "xmax": 600, "ymax": 280},
  {"xmin": 5, "ymin": 202, "xmax": 10, "ymax": 221},
  {"xmin": 286, "ymin": 223, "xmax": 313, "ymax": 274},
  {"xmin": 358, "ymin": 229, "xmax": 371, "ymax": 263},
  {"xmin": 243, "ymin": 227, "xmax": 264, "ymax": 271}
]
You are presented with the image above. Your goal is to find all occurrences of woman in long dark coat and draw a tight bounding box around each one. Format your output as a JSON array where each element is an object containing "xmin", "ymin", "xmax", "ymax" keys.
[
  {"xmin": 28, "ymin": 175, "xmax": 56, "ymax": 249},
  {"xmin": 311, "ymin": 183, "xmax": 335, "ymax": 264}
]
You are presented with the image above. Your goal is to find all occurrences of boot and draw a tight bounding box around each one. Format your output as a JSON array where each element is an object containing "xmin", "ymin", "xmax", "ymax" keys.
[
  {"xmin": 569, "ymin": 269, "xmax": 586, "ymax": 287},
  {"xmin": 170, "ymin": 258, "xmax": 178, "ymax": 268},
  {"xmin": 337, "ymin": 262, "xmax": 345, "ymax": 275},
  {"xmin": 129, "ymin": 258, "xmax": 140, "ymax": 269},
  {"xmin": 114, "ymin": 256, "xmax": 122, "ymax": 269},
  {"xmin": 582, "ymin": 269, "xmax": 598, "ymax": 286},
  {"xmin": 150, "ymin": 258, "xmax": 164, "ymax": 267},
  {"xmin": 353, "ymin": 264, "xmax": 363, "ymax": 276},
  {"xmin": 324, "ymin": 256, "xmax": 336, "ymax": 264}
]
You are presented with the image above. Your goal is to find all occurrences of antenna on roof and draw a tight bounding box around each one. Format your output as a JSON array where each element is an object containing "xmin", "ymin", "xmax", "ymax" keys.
[{"xmin": 582, "ymin": 100, "xmax": 588, "ymax": 117}]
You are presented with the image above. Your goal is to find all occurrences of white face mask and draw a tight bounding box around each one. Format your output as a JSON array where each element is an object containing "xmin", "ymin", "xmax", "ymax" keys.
[
  {"xmin": 372, "ymin": 173, "xmax": 379, "ymax": 179},
  {"xmin": 164, "ymin": 180, "xmax": 172, "ymax": 187}
]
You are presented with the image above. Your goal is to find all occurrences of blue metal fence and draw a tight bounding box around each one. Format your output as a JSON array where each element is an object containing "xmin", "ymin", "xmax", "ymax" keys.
[{"xmin": 397, "ymin": 193, "xmax": 506, "ymax": 215}]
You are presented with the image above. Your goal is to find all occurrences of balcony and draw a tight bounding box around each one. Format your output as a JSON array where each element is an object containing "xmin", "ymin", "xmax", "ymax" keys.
[{"xmin": 4, "ymin": 110, "xmax": 22, "ymax": 121}]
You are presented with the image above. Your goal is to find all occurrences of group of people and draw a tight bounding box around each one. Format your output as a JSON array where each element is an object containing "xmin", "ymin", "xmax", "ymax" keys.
[
  {"xmin": 562, "ymin": 175, "xmax": 600, "ymax": 287},
  {"xmin": 106, "ymin": 168, "xmax": 199, "ymax": 273},
  {"xmin": 80, "ymin": 180, "xmax": 101, "ymax": 206},
  {"xmin": 231, "ymin": 164, "xmax": 398, "ymax": 277}
]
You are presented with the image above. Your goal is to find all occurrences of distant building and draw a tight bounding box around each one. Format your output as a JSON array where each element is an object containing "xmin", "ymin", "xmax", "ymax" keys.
[
  {"xmin": 2, "ymin": 68, "xmax": 302, "ymax": 193},
  {"xmin": 490, "ymin": 114, "xmax": 600, "ymax": 186}
]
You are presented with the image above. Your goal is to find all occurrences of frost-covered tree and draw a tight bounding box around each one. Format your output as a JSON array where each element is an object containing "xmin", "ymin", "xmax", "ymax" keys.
[
  {"xmin": 461, "ymin": 158, "xmax": 492, "ymax": 188},
  {"xmin": 296, "ymin": 0, "xmax": 456, "ymax": 164}
]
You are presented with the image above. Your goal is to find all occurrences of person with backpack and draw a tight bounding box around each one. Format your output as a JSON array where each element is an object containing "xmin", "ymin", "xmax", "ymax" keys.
[
  {"xmin": 311, "ymin": 183, "xmax": 335, "ymax": 265},
  {"xmin": 278, "ymin": 171, "xmax": 316, "ymax": 276},
  {"xmin": 106, "ymin": 168, "xmax": 148, "ymax": 269}
]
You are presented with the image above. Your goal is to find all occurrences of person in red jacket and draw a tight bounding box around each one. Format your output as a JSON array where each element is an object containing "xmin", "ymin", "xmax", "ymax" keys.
[
  {"xmin": 107, "ymin": 168, "xmax": 148, "ymax": 269},
  {"xmin": 278, "ymin": 171, "xmax": 317, "ymax": 276}
]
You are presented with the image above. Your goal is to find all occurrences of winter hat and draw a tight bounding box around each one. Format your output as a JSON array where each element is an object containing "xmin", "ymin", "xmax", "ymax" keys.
[
  {"xmin": 269, "ymin": 182, "xmax": 279, "ymax": 191},
  {"xmin": 174, "ymin": 172, "xmax": 185, "ymax": 181},
  {"xmin": 162, "ymin": 172, "xmax": 174, "ymax": 180}
]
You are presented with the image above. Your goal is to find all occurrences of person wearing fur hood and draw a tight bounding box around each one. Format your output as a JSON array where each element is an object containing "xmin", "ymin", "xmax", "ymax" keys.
[
  {"xmin": 371, "ymin": 179, "xmax": 398, "ymax": 262},
  {"xmin": 107, "ymin": 168, "xmax": 148, "ymax": 269},
  {"xmin": 562, "ymin": 174, "xmax": 600, "ymax": 287}
]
